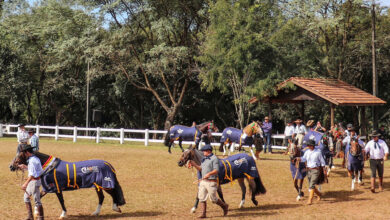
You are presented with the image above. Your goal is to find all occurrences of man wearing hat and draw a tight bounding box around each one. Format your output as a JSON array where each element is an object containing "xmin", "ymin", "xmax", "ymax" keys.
[
  {"xmin": 28, "ymin": 129, "xmax": 39, "ymax": 152},
  {"xmin": 364, "ymin": 130, "xmax": 389, "ymax": 193},
  {"xmin": 293, "ymin": 118, "xmax": 307, "ymax": 149},
  {"xmin": 298, "ymin": 139, "xmax": 326, "ymax": 205},
  {"xmin": 345, "ymin": 123, "xmax": 353, "ymax": 137},
  {"xmin": 17, "ymin": 124, "xmax": 29, "ymax": 144},
  {"xmin": 18, "ymin": 144, "xmax": 44, "ymax": 220},
  {"xmin": 283, "ymin": 121, "xmax": 295, "ymax": 151},
  {"xmin": 189, "ymin": 145, "xmax": 228, "ymax": 218}
]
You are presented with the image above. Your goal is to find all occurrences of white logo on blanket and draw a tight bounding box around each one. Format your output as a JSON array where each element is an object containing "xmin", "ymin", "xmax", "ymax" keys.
[
  {"xmin": 226, "ymin": 130, "xmax": 232, "ymax": 135},
  {"xmin": 178, "ymin": 129, "xmax": 183, "ymax": 134},
  {"xmin": 81, "ymin": 166, "xmax": 99, "ymax": 174},
  {"xmin": 234, "ymin": 158, "xmax": 248, "ymax": 166},
  {"xmin": 104, "ymin": 177, "xmax": 112, "ymax": 181}
]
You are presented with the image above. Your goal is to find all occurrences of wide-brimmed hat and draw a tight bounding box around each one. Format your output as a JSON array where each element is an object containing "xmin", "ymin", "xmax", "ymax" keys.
[
  {"xmin": 306, "ymin": 120, "xmax": 315, "ymax": 127},
  {"xmin": 200, "ymin": 144, "xmax": 213, "ymax": 151},
  {"xmin": 19, "ymin": 144, "xmax": 33, "ymax": 152},
  {"xmin": 347, "ymin": 123, "xmax": 353, "ymax": 129},
  {"xmin": 294, "ymin": 119, "xmax": 303, "ymax": 123},
  {"xmin": 18, "ymin": 124, "xmax": 25, "ymax": 127},
  {"xmin": 370, "ymin": 130, "xmax": 381, "ymax": 137},
  {"xmin": 306, "ymin": 139, "xmax": 316, "ymax": 146}
]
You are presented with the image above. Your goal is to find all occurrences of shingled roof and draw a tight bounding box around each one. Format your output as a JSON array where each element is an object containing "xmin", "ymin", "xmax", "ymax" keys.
[{"xmin": 251, "ymin": 77, "xmax": 386, "ymax": 106}]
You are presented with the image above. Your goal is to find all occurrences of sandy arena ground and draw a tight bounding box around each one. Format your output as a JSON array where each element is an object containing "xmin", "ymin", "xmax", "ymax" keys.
[{"xmin": 1, "ymin": 137, "xmax": 390, "ymax": 219}]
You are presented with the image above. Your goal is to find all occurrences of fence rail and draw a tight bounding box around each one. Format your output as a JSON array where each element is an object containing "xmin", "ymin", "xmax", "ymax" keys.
[{"xmin": 0, "ymin": 124, "xmax": 286, "ymax": 150}]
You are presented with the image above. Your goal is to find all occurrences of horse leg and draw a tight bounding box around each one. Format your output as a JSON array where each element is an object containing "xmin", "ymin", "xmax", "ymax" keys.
[
  {"xmin": 217, "ymin": 185, "xmax": 226, "ymax": 203},
  {"xmin": 91, "ymin": 188, "xmax": 105, "ymax": 216},
  {"xmin": 56, "ymin": 192, "xmax": 67, "ymax": 219},
  {"xmin": 350, "ymin": 170, "xmax": 355, "ymax": 191},
  {"xmin": 191, "ymin": 195, "xmax": 199, "ymax": 213},
  {"xmin": 248, "ymin": 178, "xmax": 258, "ymax": 206},
  {"xmin": 293, "ymin": 179, "xmax": 301, "ymax": 201},
  {"xmin": 358, "ymin": 169, "xmax": 364, "ymax": 185},
  {"xmin": 238, "ymin": 178, "xmax": 246, "ymax": 208},
  {"xmin": 168, "ymin": 140, "xmax": 173, "ymax": 154},
  {"xmin": 179, "ymin": 139, "xmax": 184, "ymax": 152},
  {"xmin": 249, "ymin": 147, "xmax": 256, "ymax": 160},
  {"xmin": 298, "ymin": 179, "xmax": 304, "ymax": 197},
  {"xmin": 105, "ymin": 189, "xmax": 122, "ymax": 213}
]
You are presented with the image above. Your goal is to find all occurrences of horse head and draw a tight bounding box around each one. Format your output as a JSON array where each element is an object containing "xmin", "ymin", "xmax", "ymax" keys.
[
  {"xmin": 244, "ymin": 121, "xmax": 263, "ymax": 137},
  {"xmin": 197, "ymin": 121, "xmax": 219, "ymax": 133},
  {"xmin": 9, "ymin": 152, "xmax": 28, "ymax": 172},
  {"xmin": 288, "ymin": 138, "xmax": 301, "ymax": 159},
  {"xmin": 178, "ymin": 145, "xmax": 203, "ymax": 167},
  {"xmin": 349, "ymin": 137, "xmax": 362, "ymax": 157}
]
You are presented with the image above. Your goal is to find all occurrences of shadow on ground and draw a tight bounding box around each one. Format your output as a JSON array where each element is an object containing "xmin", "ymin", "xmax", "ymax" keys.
[{"xmin": 65, "ymin": 211, "xmax": 164, "ymax": 219}]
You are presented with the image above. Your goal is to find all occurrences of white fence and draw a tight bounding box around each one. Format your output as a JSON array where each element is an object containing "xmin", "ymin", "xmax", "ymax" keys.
[{"xmin": 0, "ymin": 124, "xmax": 286, "ymax": 149}]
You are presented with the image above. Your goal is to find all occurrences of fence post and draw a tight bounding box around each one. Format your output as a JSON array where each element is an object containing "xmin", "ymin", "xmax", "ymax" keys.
[
  {"xmin": 36, "ymin": 125, "xmax": 40, "ymax": 137},
  {"xmin": 144, "ymin": 129, "xmax": 149, "ymax": 146},
  {"xmin": 120, "ymin": 128, "xmax": 124, "ymax": 144},
  {"xmin": 0, "ymin": 123, "xmax": 3, "ymax": 137},
  {"xmin": 96, "ymin": 127, "xmax": 100, "ymax": 144},
  {"xmin": 73, "ymin": 126, "xmax": 77, "ymax": 142},
  {"xmin": 55, "ymin": 125, "xmax": 59, "ymax": 141}
]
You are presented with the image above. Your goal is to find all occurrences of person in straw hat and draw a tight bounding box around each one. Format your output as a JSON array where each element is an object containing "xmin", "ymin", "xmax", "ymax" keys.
[
  {"xmin": 364, "ymin": 130, "xmax": 389, "ymax": 193},
  {"xmin": 293, "ymin": 118, "xmax": 307, "ymax": 149}
]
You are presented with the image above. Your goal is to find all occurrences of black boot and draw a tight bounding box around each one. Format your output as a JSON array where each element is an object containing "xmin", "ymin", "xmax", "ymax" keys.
[
  {"xmin": 25, "ymin": 203, "xmax": 33, "ymax": 220},
  {"xmin": 216, "ymin": 199, "xmax": 229, "ymax": 216}
]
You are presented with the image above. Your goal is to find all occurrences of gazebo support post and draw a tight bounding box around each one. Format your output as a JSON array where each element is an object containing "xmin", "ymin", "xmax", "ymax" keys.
[
  {"xmin": 330, "ymin": 103, "xmax": 335, "ymax": 128},
  {"xmin": 360, "ymin": 106, "xmax": 367, "ymax": 137}
]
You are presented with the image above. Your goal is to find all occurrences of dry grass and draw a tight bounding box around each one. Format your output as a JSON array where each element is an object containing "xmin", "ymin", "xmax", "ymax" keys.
[{"xmin": 2, "ymin": 137, "xmax": 390, "ymax": 219}]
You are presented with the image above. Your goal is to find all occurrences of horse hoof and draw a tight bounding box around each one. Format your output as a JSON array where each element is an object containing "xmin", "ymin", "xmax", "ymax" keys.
[
  {"xmin": 91, "ymin": 212, "xmax": 99, "ymax": 216},
  {"xmin": 239, "ymin": 200, "xmax": 245, "ymax": 208},
  {"xmin": 113, "ymin": 207, "xmax": 121, "ymax": 213},
  {"xmin": 252, "ymin": 200, "xmax": 258, "ymax": 206},
  {"xmin": 296, "ymin": 195, "xmax": 301, "ymax": 201},
  {"xmin": 190, "ymin": 207, "xmax": 196, "ymax": 213}
]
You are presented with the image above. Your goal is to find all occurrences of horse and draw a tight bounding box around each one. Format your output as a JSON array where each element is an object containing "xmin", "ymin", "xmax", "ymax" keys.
[
  {"xmin": 320, "ymin": 132, "xmax": 335, "ymax": 176},
  {"xmin": 164, "ymin": 121, "xmax": 217, "ymax": 154},
  {"xmin": 196, "ymin": 121, "xmax": 219, "ymax": 145},
  {"xmin": 218, "ymin": 121, "xmax": 264, "ymax": 159},
  {"xmin": 10, "ymin": 151, "xmax": 126, "ymax": 219},
  {"xmin": 287, "ymin": 138, "xmax": 306, "ymax": 201},
  {"xmin": 346, "ymin": 138, "xmax": 365, "ymax": 191},
  {"xmin": 178, "ymin": 145, "xmax": 266, "ymax": 212}
]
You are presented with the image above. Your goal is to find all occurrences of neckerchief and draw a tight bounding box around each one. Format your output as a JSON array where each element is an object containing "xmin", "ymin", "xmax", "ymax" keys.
[{"xmin": 202, "ymin": 153, "xmax": 214, "ymax": 162}]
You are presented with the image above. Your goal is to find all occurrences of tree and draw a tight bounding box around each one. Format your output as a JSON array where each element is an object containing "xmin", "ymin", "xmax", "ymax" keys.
[{"xmin": 198, "ymin": 0, "xmax": 281, "ymax": 128}]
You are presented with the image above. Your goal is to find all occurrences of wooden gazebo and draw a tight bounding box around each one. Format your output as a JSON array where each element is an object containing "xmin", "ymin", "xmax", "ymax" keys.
[{"xmin": 250, "ymin": 77, "xmax": 386, "ymax": 135}]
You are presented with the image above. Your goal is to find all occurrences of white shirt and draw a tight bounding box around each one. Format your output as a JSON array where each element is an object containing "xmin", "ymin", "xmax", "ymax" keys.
[
  {"xmin": 294, "ymin": 124, "xmax": 307, "ymax": 135},
  {"xmin": 301, "ymin": 149, "xmax": 325, "ymax": 168},
  {"xmin": 28, "ymin": 156, "xmax": 43, "ymax": 178},
  {"xmin": 284, "ymin": 125, "xmax": 295, "ymax": 136},
  {"xmin": 17, "ymin": 129, "xmax": 29, "ymax": 143},
  {"xmin": 364, "ymin": 139, "xmax": 389, "ymax": 160}
]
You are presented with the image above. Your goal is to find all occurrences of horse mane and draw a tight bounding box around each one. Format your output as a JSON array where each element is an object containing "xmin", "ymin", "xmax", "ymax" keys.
[
  {"xmin": 192, "ymin": 147, "xmax": 204, "ymax": 165},
  {"xmin": 34, "ymin": 152, "xmax": 56, "ymax": 165}
]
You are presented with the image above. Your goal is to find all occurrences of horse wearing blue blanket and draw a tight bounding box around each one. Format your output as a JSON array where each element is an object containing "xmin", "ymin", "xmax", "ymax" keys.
[
  {"xmin": 164, "ymin": 121, "xmax": 218, "ymax": 153},
  {"xmin": 219, "ymin": 121, "xmax": 264, "ymax": 159},
  {"xmin": 178, "ymin": 145, "xmax": 266, "ymax": 212},
  {"xmin": 10, "ymin": 151, "xmax": 125, "ymax": 219}
]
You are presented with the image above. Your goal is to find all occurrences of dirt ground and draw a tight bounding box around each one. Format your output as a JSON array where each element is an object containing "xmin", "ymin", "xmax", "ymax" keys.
[{"xmin": 2, "ymin": 137, "xmax": 390, "ymax": 220}]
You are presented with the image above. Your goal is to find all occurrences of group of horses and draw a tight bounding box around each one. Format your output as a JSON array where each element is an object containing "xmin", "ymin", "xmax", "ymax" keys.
[
  {"xmin": 164, "ymin": 121, "xmax": 264, "ymax": 159},
  {"xmin": 8, "ymin": 120, "xmax": 369, "ymax": 218},
  {"xmin": 286, "ymin": 129, "xmax": 366, "ymax": 201}
]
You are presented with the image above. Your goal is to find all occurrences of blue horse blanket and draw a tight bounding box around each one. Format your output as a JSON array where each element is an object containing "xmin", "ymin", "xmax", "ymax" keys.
[
  {"xmin": 169, "ymin": 125, "xmax": 202, "ymax": 144},
  {"xmin": 303, "ymin": 130, "xmax": 324, "ymax": 149},
  {"xmin": 218, "ymin": 154, "xmax": 259, "ymax": 184},
  {"xmin": 220, "ymin": 127, "xmax": 254, "ymax": 146},
  {"xmin": 41, "ymin": 160, "xmax": 117, "ymax": 193},
  {"xmin": 290, "ymin": 162, "xmax": 307, "ymax": 179},
  {"xmin": 346, "ymin": 139, "xmax": 365, "ymax": 171},
  {"xmin": 196, "ymin": 154, "xmax": 259, "ymax": 184}
]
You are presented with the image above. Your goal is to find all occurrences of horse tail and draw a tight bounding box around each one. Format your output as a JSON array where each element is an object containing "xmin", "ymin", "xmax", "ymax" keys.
[
  {"xmin": 164, "ymin": 127, "xmax": 172, "ymax": 146},
  {"xmin": 254, "ymin": 176, "xmax": 266, "ymax": 195},
  {"xmin": 113, "ymin": 174, "xmax": 126, "ymax": 206}
]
